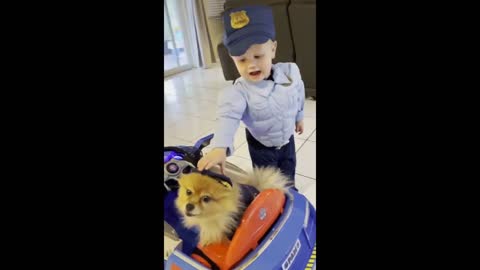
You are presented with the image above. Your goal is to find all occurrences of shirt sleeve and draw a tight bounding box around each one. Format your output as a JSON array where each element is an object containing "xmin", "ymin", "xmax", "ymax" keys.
[
  {"xmin": 211, "ymin": 86, "xmax": 247, "ymax": 156},
  {"xmin": 289, "ymin": 63, "xmax": 306, "ymax": 123},
  {"xmin": 296, "ymin": 79, "xmax": 306, "ymax": 122}
]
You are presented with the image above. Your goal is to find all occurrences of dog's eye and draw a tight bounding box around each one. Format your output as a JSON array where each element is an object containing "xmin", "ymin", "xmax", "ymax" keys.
[
  {"xmin": 186, "ymin": 189, "xmax": 192, "ymax": 196},
  {"xmin": 202, "ymin": 196, "xmax": 211, "ymax": 203}
]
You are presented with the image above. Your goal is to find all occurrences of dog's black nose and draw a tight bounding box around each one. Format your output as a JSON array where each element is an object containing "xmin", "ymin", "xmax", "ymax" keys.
[{"xmin": 186, "ymin": 203, "xmax": 194, "ymax": 212}]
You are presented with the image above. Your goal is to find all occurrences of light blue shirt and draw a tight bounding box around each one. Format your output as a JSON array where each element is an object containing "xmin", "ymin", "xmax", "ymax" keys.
[{"xmin": 211, "ymin": 62, "xmax": 305, "ymax": 155}]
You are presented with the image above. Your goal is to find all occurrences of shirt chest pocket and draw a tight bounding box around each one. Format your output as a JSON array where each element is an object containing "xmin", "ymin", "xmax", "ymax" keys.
[
  {"xmin": 286, "ymin": 87, "xmax": 297, "ymax": 106},
  {"xmin": 277, "ymin": 86, "xmax": 298, "ymax": 117},
  {"xmin": 287, "ymin": 91, "xmax": 298, "ymax": 117}
]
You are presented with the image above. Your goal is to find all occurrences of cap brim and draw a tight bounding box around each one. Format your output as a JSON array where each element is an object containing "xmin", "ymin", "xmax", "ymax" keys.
[{"xmin": 227, "ymin": 35, "xmax": 271, "ymax": 56}]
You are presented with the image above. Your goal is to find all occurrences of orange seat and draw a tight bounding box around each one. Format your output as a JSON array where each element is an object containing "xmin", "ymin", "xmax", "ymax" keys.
[{"xmin": 192, "ymin": 189, "xmax": 286, "ymax": 270}]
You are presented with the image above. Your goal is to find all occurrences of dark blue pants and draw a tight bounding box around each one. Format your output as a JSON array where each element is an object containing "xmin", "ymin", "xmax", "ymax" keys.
[{"xmin": 246, "ymin": 129, "xmax": 296, "ymax": 188}]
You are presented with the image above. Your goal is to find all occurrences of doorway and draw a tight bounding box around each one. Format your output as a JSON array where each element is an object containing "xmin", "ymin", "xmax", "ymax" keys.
[{"xmin": 164, "ymin": 0, "xmax": 194, "ymax": 77}]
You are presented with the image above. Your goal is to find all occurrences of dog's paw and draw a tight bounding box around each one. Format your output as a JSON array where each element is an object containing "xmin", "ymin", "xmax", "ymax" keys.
[
  {"xmin": 164, "ymin": 238, "xmax": 180, "ymax": 259},
  {"xmin": 164, "ymin": 246, "xmax": 174, "ymax": 258}
]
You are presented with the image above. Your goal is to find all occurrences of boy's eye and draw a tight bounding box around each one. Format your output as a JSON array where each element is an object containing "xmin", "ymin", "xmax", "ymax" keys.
[
  {"xmin": 239, "ymin": 59, "xmax": 246, "ymax": 63},
  {"xmin": 202, "ymin": 196, "xmax": 211, "ymax": 203},
  {"xmin": 254, "ymin": 55, "xmax": 263, "ymax": 59},
  {"xmin": 186, "ymin": 189, "xmax": 192, "ymax": 196}
]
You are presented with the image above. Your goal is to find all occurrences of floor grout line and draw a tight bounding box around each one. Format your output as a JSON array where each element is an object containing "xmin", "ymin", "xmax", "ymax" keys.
[
  {"xmin": 295, "ymin": 139, "xmax": 307, "ymax": 153},
  {"xmin": 234, "ymin": 141, "xmax": 247, "ymax": 151},
  {"xmin": 296, "ymin": 172, "xmax": 316, "ymax": 181},
  {"xmin": 305, "ymin": 128, "xmax": 316, "ymax": 141}
]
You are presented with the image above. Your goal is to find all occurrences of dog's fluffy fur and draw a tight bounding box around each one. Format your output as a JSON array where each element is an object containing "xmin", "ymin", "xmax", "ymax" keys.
[{"xmin": 175, "ymin": 166, "xmax": 290, "ymax": 247}]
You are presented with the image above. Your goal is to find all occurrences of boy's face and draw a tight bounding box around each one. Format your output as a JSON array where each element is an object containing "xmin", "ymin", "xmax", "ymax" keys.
[{"xmin": 230, "ymin": 40, "xmax": 277, "ymax": 82}]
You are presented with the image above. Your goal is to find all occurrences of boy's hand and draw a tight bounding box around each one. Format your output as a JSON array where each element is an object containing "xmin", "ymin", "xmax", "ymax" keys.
[
  {"xmin": 295, "ymin": 120, "xmax": 304, "ymax": 135},
  {"xmin": 197, "ymin": 148, "xmax": 227, "ymax": 174}
]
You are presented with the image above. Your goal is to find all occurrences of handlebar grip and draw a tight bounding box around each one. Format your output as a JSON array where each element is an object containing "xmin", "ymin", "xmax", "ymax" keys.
[{"xmin": 194, "ymin": 133, "xmax": 214, "ymax": 151}]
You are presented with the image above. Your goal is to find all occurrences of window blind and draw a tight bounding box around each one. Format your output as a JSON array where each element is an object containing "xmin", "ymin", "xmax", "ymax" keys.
[{"xmin": 205, "ymin": 0, "xmax": 225, "ymax": 18}]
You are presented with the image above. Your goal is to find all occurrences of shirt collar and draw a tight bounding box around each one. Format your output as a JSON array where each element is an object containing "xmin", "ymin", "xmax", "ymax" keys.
[{"xmin": 271, "ymin": 64, "xmax": 292, "ymax": 85}]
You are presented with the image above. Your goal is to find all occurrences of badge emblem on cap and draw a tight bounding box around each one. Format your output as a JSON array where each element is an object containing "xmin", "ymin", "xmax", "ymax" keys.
[{"xmin": 230, "ymin": 10, "xmax": 249, "ymax": 29}]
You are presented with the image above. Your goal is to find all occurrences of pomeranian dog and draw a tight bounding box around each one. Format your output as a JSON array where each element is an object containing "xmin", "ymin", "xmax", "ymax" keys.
[{"xmin": 175, "ymin": 166, "xmax": 290, "ymax": 247}]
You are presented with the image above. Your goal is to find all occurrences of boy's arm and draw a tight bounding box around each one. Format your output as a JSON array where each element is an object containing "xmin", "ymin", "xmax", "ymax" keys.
[
  {"xmin": 289, "ymin": 63, "xmax": 306, "ymax": 123},
  {"xmin": 211, "ymin": 87, "xmax": 247, "ymax": 156},
  {"xmin": 198, "ymin": 87, "xmax": 246, "ymax": 172},
  {"xmin": 296, "ymin": 79, "xmax": 306, "ymax": 123}
]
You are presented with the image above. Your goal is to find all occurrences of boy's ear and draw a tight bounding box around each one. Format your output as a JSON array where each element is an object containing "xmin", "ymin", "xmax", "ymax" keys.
[{"xmin": 271, "ymin": 40, "xmax": 277, "ymax": 59}]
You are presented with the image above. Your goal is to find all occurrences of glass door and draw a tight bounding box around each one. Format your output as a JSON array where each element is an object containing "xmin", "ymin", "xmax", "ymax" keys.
[{"xmin": 164, "ymin": 0, "xmax": 194, "ymax": 77}]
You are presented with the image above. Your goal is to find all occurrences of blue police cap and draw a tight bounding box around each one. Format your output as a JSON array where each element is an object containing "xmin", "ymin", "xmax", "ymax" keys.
[{"xmin": 223, "ymin": 5, "xmax": 276, "ymax": 56}]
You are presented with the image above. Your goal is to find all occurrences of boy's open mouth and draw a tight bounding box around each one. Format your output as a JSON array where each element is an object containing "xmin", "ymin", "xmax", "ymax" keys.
[{"xmin": 249, "ymin": 71, "xmax": 261, "ymax": 76}]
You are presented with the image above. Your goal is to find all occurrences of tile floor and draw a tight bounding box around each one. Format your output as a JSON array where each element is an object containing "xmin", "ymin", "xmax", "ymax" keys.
[{"xmin": 164, "ymin": 64, "xmax": 316, "ymax": 208}]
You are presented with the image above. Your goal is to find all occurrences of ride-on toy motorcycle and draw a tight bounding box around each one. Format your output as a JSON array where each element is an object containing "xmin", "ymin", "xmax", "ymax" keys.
[{"xmin": 164, "ymin": 134, "xmax": 317, "ymax": 270}]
